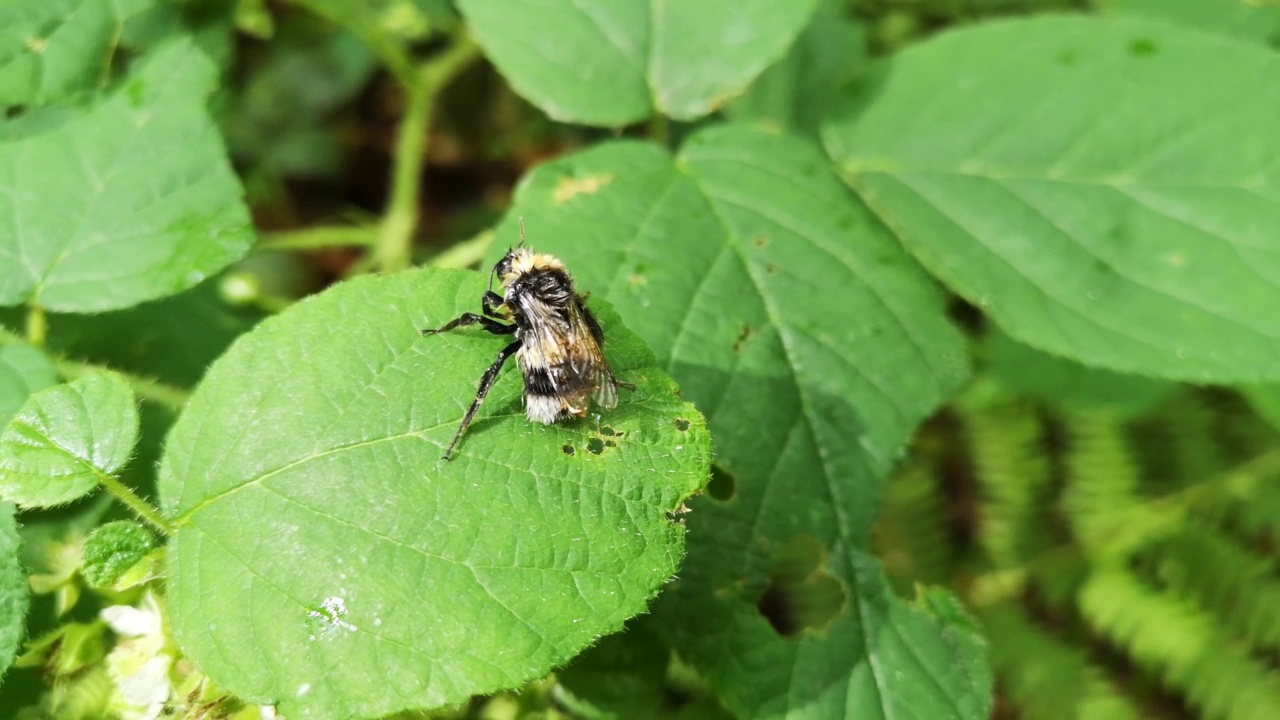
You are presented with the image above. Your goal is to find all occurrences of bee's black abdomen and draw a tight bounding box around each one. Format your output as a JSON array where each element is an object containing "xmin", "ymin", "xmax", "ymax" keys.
[{"xmin": 524, "ymin": 367, "xmax": 557, "ymax": 397}]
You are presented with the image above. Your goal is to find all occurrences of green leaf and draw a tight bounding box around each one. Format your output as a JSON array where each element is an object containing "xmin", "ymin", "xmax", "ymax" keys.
[
  {"xmin": 491, "ymin": 125, "xmax": 987, "ymax": 719},
  {"xmin": 1100, "ymin": 0, "xmax": 1280, "ymax": 47},
  {"xmin": 823, "ymin": 15, "xmax": 1280, "ymax": 383},
  {"xmin": 158, "ymin": 268, "xmax": 709, "ymax": 719},
  {"xmin": 0, "ymin": 371, "xmax": 139, "ymax": 508},
  {"xmin": 0, "ymin": 344, "xmax": 58, "ymax": 425},
  {"xmin": 0, "ymin": 0, "xmax": 152, "ymax": 106},
  {"xmin": 726, "ymin": 0, "xmax": 867, "ymax": 138},
  {"xmin": 0, "ymin": 501, "xmax": 27, "ymax": 682},
  {"xmin": 44, "ymin": 277, "xmax": 264, "ymax": 388},
  {"xmin": 986, "ymin": 331, "xmax": 1171, "ymax": 414},
  {"xmin": 81, "ymin": 519, "xmax": 157, "ymax": 589},
  {"xmin": 455, "ymin": 0, "xmax": 817, "ymax": 125},
  {"xmin": 0, "ymin": 38, "xmax": 254, "ymax": 313}
]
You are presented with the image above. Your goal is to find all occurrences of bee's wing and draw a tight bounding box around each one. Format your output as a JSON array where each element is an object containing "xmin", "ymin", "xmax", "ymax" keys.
[
  {"xmin": 517, "ymin": 293, "xmax": 620, "ymax": 410},
  {"xmin": 565, "ymin": 299, "xmax": 620, "ymax": 409}
]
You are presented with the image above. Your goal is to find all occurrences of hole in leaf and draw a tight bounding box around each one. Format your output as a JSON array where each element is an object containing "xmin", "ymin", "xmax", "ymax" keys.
[
  {"xmin": 562, "ymin": 444, "xmax": 575, "ymax": 456},
  {"xmin": 707, "ymin": 465, "xmax": 736, "ymax": 501},
  {"xmin": 5, "ymin": 105, "xmax": 27, "ymax": 119},
  {"xmin": 946, "ymin": 295, "xmax": 983, "ymax": 334},
  {"xmin": 731, "ymin": 324, "xmax": 754, "ymax": 354},
  {"xmin": 674, "ymin": 419, "xmax": 690, "ymax": 432},
  {"xmin": 1130, "ymin": 38, "xmax": 1157, "ymax": 57},
  {"xmin": 600, "ymin": 426, "xmax": 617, "ymax": 436},
  {"xmin": 586, "ymin": 437, "xmax": 605, "ymax": 455},
  {"xmin": 604, "ymin": 440, "xmax": 616, "ymax": 447},
  {"xmin": 756, "ymin": 536, "xmax": 847, "ymax": 637}
]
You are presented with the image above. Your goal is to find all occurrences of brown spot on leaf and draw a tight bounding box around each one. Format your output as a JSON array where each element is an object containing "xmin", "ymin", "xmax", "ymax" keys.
[
  {"xmin": 732, "ymin": 324, "xmax": 754, "ymax": 354},
  {"xmin": 553, "ymin": 173, "xmax": 615, "ymax": 204}
]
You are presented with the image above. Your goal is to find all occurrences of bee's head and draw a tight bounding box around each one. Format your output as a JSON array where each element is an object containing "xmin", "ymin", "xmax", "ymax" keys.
[
  {"xmin": 490, "ymin": 246, "xmax": 532, "ymax": 291},
  {"xmin": 489, "ymin": 217, "xmax": 531, "ymax": 293}
]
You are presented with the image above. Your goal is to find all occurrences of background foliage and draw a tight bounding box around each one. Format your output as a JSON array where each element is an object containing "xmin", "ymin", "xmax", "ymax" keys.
[{"xmin": 2, "ymin": 0, "xmax": 1279, "ymax": 719}]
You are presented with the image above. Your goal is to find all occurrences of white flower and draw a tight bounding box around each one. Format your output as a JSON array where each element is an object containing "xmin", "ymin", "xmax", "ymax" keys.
[{"xmin": 101, "ymin": 591, "xmax": 173, "ymax": 720}]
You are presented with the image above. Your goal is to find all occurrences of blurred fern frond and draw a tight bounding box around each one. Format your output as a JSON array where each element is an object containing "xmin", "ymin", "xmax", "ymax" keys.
[{"xmin": 877, "ymin": 382, "xmax": 1280, "ymax": 720}]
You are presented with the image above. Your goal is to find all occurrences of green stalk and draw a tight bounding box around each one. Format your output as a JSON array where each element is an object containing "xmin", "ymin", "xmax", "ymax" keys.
[
  {"xmin": 369, "ymin": 35, "xmax": 480, "ymax": 274},
  {"xmin": 96, "ymin": 468, "xmax": 173, "ymax": 536},
  {"xmin": 649, "ymin": 112, "xmax": 670, "ymax": 148},
  {"xmin": 255, "ymin": 225, "xmax": 378, "ymax": 254},
  {"xmin": 26, "ymin": 304, "xmax": 46, "ymax": 347}
]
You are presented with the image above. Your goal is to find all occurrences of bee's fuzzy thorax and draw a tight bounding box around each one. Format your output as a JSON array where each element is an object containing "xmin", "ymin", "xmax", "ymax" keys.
[{"xmin": 501, "ymin": 247, "xmax": 566, "ymax": 285}]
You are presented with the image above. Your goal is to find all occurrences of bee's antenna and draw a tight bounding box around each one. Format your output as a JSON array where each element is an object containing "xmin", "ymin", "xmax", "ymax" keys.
[{"xmin": 518, "ymin": 216, "xmax": 527, "ymax": 248}]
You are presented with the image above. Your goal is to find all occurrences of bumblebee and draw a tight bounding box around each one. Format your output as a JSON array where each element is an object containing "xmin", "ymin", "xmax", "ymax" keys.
[{"xmin": 425, "ymin": 223, "xmax": 633, "ymax": 460}]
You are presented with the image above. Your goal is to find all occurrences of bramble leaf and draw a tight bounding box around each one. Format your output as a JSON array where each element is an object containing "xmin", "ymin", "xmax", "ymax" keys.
[
  {"xmin": 0, "ymin": 38, "xmax": 254, "ymax": 313},
  {"xmin": 158, "ymin": 268, "xmax": 709, "ymax": 719},
  {"xmin": 491, "ymin": 125, "xmax": 989, "ymax": 719},
  {"xmin": 0, "ymin": 0, "xmax": 152, "ymax": 106},
  {"xmin": 823, "ymin": 16, "xmax": 1280, "ymax": 382},
  {"xmin": 0, "ymin": 371, "xmax": 138, "ymax": 509},
  {"xmin": 456, "ymin": 0, "xmax": 817, "ymax": 125},
  {"xmin": 81, "ymin": 520, "xmax": 157, "ymax": 589}
]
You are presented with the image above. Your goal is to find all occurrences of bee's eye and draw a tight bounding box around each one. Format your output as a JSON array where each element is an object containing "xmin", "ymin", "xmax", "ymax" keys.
[{"xmin": 494, "ymin": 253, "xmax": 513, "ymax": 278}]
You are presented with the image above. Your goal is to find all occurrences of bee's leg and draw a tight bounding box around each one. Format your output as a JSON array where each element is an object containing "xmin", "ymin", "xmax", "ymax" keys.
[
  {"xmin": 423, "ymin": 312, "xmax": 515, "ymax": 336},
  {"xmin": 482, "ymin": 291, "xmax": 506, "ymax": 318},
  {"xmin": 442, "ymin": 340, "xmax": 522, "ymax": 460}
]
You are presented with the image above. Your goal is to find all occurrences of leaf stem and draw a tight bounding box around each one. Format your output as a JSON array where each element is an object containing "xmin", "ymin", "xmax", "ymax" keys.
[
  {"xmin": 649, "ymin": 113, "xmax": 670, "ymax": 148},
  {"xmin": 0, "ymin": 326, "xmax": 189, "ymax": 413},
  {"xmin": 255, "ymin": 225, "xmax": 378, "ymax": 254},
  {"xmin": 95, "ymin": 468, "xmax": 173, "ymax": 536},
  {"xmin": 26, "ymin": 304, "xmax": 46, "ymax": 347},
  {"xmin": 369, "ymin": 34, "xmax": 480, "ymax": 274}
]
